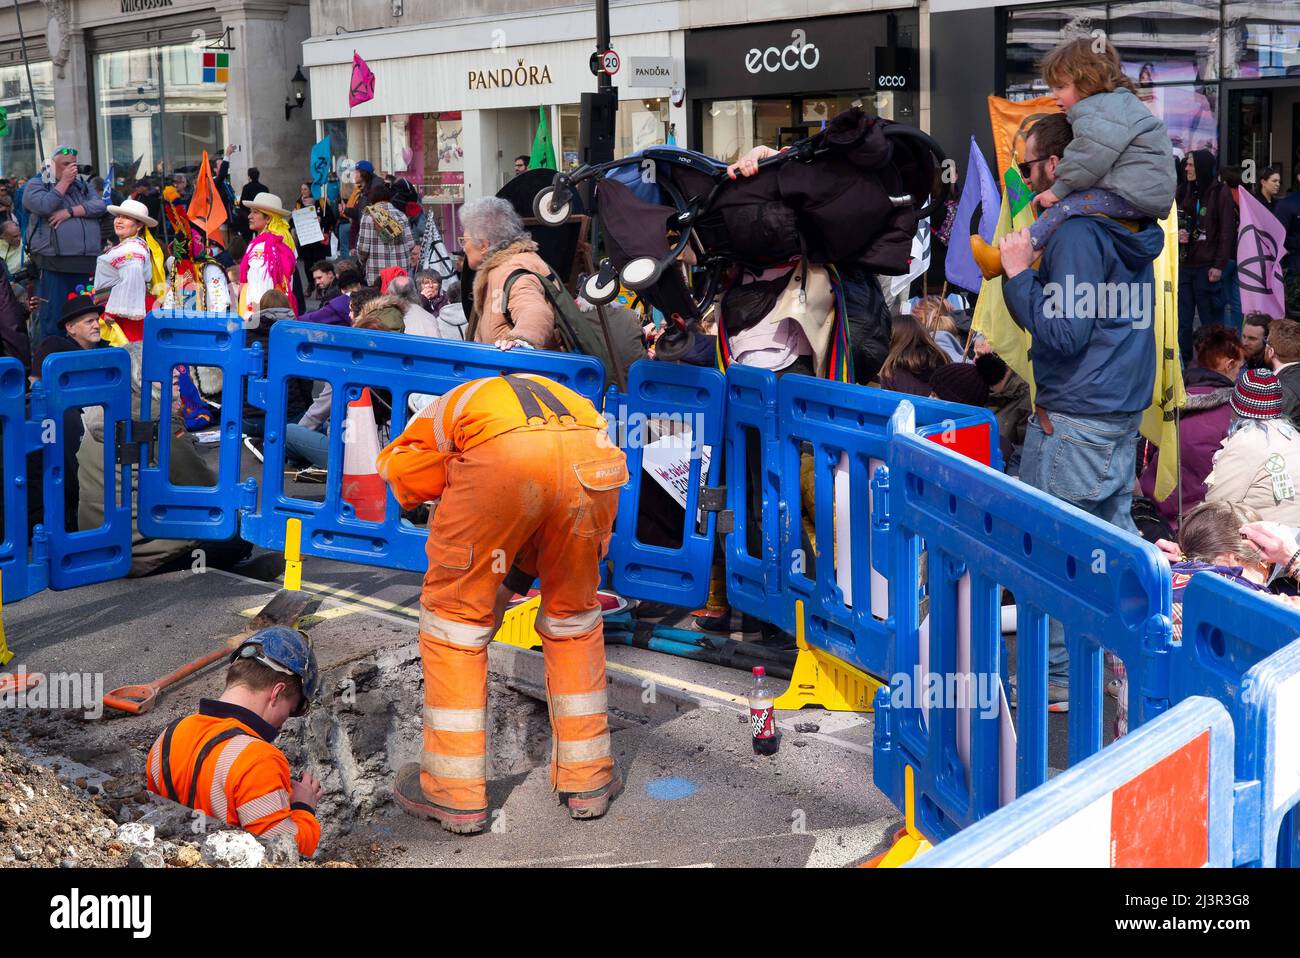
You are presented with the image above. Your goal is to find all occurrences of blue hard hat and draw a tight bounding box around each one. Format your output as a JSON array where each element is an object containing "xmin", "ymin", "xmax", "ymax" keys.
[
  {"xmin": 355, "ymin": 160, "xmax": 374, "ymax": 174},
  {"xmin": 232, "ymin": 626, "xmax": 319, "ymax": 715}
]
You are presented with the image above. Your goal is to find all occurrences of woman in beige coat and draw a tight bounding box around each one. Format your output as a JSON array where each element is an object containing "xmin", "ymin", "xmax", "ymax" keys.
[{"xmin": 460, "ymin": 197, "xmax": 556, "ymax": 350}]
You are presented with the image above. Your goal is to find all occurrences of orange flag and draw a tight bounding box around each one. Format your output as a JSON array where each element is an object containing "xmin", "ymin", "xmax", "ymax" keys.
[
  {"xmin": 187, "ymin": 150, "xmax": 228, "ymax": 246},
  {"xmin": 986, "ymin": 95, "xmax": 1061, "ymax": 183}
]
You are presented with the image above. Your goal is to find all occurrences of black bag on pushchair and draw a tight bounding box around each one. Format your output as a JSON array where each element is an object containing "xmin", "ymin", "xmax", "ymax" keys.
[{"xmin": 500, "ymin": 266, "xmax": 624, "ymax": 391}]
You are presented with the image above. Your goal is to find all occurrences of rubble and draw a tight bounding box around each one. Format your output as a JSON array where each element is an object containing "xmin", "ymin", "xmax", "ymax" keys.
[{"xmin": 202, "ymin": 831, "xmax": 266, "ymax": 868}]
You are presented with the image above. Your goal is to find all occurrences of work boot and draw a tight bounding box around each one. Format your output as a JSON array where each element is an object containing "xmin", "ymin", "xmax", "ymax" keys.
[
  {"xmin": 393, "ymin": 762, "xmax": 487, "ymax": 835},
  {"xmin": 561, "ymin": 766, "xmax": 624, "ymax": 821}
]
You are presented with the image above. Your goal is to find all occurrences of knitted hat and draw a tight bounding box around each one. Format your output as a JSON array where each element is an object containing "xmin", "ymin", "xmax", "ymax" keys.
[
  {"xmin": 1230, "ymin": 368, "xmax": 1284, "ymax": 420},
  {"xmin": 930, "ymin": 362, "xmax": 989, "ymax": 408}
]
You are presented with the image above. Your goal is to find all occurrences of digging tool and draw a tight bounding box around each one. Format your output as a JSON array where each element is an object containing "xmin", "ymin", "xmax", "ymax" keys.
[{"xmin": 102, "ymin": 589, "xmax": 317, "ymax": 716}]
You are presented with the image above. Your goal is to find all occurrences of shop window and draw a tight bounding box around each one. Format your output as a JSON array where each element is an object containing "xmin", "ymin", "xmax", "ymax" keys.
[
  {"xmin": 1224, "ymin": 2, "xmax": 1300, "ymax": 79},
  {"xmin": 1005, "ymin": 4, "xmax": 1106, "ymax": 98},
  {"xmin": 1107, "ymin": 0, "xmax": 1221, "ymax": 83},
  {"xmin": 0, "ymin": 61, "xmax": 55, "ymax": 179},
  {"xmin": 1139, "ymin": 82, "xmax": 1218, "ymax": 155}
]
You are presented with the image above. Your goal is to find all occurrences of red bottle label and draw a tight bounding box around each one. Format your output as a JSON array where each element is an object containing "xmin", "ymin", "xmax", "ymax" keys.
[{"xmin": 750, "ymin": 705, "xmax": 775, "ymax": 740}]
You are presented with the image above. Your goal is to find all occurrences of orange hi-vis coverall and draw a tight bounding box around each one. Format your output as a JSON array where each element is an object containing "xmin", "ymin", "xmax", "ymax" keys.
[
  {"xmin": 146, "ymin": 699, "xmax": 321, "ymax": 856},
  {"xmin": 377, "ymin": 373, "xmax": 628, "ymax": 811}
]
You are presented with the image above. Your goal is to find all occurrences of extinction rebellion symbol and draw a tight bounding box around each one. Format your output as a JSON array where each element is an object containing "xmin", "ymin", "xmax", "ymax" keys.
[{"xmin": 1238, "ymin": 224, "xmax": 1282, "ymax": 294}]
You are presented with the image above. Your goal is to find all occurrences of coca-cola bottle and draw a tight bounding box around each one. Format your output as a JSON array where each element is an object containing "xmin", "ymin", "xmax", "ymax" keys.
[{"xmin": 748, "ymin": 666, "xmax": 779, "ymax": 755}]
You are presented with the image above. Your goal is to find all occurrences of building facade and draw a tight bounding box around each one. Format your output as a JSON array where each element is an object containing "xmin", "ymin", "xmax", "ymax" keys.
[
  {"xmin": 302, "ymin": 0, "xmax": 924, "ymax": 205},
  {"xmin": 0, "ymin": 0, "xmax": 315, "ymax": 195},
  {"xmin": 932, "ymin": 0, "xmax": 1300, "ymax": 184}
]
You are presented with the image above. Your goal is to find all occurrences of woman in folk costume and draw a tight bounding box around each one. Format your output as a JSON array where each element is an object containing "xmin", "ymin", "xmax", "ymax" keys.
[
  {"xmin": 238, "ymin": 192, "xmax": 298, "ymax": 320},
  {"xmin": 159, "ymin": 185, "xmax": 206, "ymax": 309},
  {"xmin": 93, "ymin": 198, "xmax": 166, "ymax": 344}
]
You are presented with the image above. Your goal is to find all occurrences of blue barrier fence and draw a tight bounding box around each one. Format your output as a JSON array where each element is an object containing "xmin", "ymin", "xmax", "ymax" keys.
[
  {"xmin": 908, "ymin": 696, "xmax": 1236, "ymax": 867},
  {"xmin": 0, "ymin": 357, "xmax": 43, "ymax": 603},
  {"xmin": 874, "ymin": 401, "xmax": 1173, "ymax": 842}
]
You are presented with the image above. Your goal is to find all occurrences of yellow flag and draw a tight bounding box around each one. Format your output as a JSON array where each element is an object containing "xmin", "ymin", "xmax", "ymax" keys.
[
  {"xmin": 1140, "ymin": 206, "xmax": 1185, "ymax": 502},
  {"xmin": 971, "ymin": 167, "xmax": 1039, "ymax": 404}
]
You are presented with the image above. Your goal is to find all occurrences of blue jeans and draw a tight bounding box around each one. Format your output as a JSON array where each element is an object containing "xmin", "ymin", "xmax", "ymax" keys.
[
  {"xmin": 285, "ymin": 423, "xmax": 328, "ymax": 467},
  {"xmin": 1177, "ymin": 265, "xmax": 1226, "ymax": 362},
  {"xmin": 38, "ymin": 269, "xmax": 91, "ymax": 340},
  {"xmin": 1221, "ymin": 259, "xmax": 1242, "ymax": 333},
  {"xmin": 1019, "ymin": 409, "xmax": 1142, "ymax": 685},
  {"xmin": 337, "ymin": 221, "xmax": 350, "ymax": 258}
]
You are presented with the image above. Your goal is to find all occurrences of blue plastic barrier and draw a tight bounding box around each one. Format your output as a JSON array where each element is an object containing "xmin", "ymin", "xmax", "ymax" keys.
[
  {"xmin": 241, "ymin": 321, "xmax": 607, "ymax": 572},
  {"xmin": 774, "ymin": 373, "xmax": 1000, "ymax": 679},
  {"xmin": 1175, "ymin": 573, "xmax": 1300, "ymax": 866},
  {"xmin": 138, "ymin": 310, "xmax": 251, "ymax": 540},
  {"xmin": 35, "ymin": 349, "xmax": 135, "ymax": 590},
  {"xmin": 605, "ymin": 360, "xmax": 726, "ymax": 610},
  {"xmin": 908, "ymin": 696, "xmax": 1235, "ymax": 867},
  {"xmin": 0, "ymin": 358, "xmax": 44, "ymax": 603},
  {"xmin": 875, "ymin": 401, "xmax": 1172, "ymax": 842}
]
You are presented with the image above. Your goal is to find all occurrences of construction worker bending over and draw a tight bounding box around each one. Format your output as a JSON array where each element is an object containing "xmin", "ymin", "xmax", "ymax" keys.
[
  {"xmin": 378, "ymin": 373, "xmax": 628, "ymax": 834},
  {"xmin": 146, "ymin": 627, "xmax": 323, "ymax": 857}
]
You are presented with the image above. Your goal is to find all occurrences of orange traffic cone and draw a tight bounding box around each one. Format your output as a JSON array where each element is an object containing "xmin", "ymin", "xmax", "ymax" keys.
[{"xmin": 341, "ymin": 388, "xmax": 388, "ymax": 522}]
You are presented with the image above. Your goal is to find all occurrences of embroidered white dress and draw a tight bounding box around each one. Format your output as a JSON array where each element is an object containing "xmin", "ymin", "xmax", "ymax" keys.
[
  {"xmin": 239, "ymin": 237, "xmax": 276, "ymax": 320},
  {"xmin": 94, "ymin": 236, "xmax": 150, "ymax": 320}
]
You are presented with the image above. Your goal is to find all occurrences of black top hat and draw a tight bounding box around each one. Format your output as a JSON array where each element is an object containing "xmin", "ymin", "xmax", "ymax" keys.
[{"xmin": 61, "ymin": 293, "xmax": 100, "ymax": 328}]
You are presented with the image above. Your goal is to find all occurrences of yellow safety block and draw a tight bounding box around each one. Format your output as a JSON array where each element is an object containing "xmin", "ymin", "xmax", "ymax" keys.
[
  {"xmin": 0, "ymin": 569, "xmax": 10, "ymax": 668},
  {"xmin": 283, "ymin": 518, "xmax": 303, "ymax": 592},
  {"xmin": 494, "ymin": 595, "xmax": 542, "ymax": 650},
  {"xmin": 868, "ymin": 764, "xmax": 932, "ymax": 867},
  {"xmin": 773, "ymin": 600, "xmax": 885, "ymax": 712}
]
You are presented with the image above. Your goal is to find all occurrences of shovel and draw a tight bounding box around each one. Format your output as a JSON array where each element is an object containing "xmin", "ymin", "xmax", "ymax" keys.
[{"xmin": 102, "ymin": 589, "xmax": 317, "ymax": 716}]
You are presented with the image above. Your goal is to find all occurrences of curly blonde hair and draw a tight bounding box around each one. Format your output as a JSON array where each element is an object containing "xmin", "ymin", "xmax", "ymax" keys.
[{"xmin": 1041, "ymin": 36, "xmax": 1137, "ymax": 98}]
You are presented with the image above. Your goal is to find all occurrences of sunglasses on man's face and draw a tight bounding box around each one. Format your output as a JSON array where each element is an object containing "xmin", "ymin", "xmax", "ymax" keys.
[{"xmin": 1017, "ymin": 156, "xmax": 1051, "ymax": 180}]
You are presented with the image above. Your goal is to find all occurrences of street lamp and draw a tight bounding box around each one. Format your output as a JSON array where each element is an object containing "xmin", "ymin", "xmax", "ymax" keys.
[{"xmin": 284, "ymin": 65, "xmax": 307, "ymax": 121}]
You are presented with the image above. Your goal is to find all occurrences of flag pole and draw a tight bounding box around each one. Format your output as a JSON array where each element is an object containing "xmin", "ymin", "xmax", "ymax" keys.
[{"xmin": 12, "ymin": 0, "xmax": 45, "ymax": 165}]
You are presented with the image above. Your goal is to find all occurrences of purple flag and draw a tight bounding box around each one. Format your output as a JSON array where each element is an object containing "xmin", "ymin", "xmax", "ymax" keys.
[
  {"xmin": 945, "ymin": 137, "xmax": 1001, "ymax": 294},
  {"xmin": 349, "ymin": 52, "xmax": 375, "ymax": 108},
  {"xmin": 1237, "ymin": 188, "xmax": 1287, "ymax": 318}
]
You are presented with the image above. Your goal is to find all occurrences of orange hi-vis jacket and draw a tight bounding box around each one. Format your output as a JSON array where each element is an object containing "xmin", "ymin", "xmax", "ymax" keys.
[
  {"xmin": 146, "ymin": 699, "xmax": 321, "ymax": 857},
  {"xmin": 378, "ymin": 373, "xmax": 608, "ymax": 508}
]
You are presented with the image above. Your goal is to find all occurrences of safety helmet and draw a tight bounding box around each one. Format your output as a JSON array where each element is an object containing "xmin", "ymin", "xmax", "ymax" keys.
[{"xmin": 231, "ymin": 627, "xmax": 319, "ymax": 716}]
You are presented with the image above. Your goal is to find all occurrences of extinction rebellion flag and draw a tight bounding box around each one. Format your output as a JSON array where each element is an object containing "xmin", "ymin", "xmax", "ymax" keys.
[{"xmin": 349, "ymin": 52, "xmax": 376, "ymax": 108}]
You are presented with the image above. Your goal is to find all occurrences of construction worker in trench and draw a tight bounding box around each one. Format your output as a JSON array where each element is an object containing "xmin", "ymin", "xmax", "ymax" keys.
[
  {"xmin": 145, "ymin": 627, "xmax": 323, "ymax": 856},
  {"xmin": 377, "ymin": 372, "xmax": 628, "ymax": 834}
]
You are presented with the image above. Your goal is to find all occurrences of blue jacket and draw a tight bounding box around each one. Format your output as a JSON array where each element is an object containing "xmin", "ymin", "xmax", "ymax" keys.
[
  {"xmin": 1004, "ymin": 215, "xmax": 1163, "ymax": 416},
  {"xmin": 298, "ymin": 291, "xmax": 350, "ymax": 326}
]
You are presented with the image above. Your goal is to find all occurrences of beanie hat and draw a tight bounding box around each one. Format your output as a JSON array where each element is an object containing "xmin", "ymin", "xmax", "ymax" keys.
[
  {"xmin": 974, "ymin": 352, "xmax": 1009, "ymax": 388},
  {"xmin": 1230, "ymin": 368, "xmax": 1284, "ymax": 420},
  {"xmin": 930, "ymin": 362, "xmax": 989, "ymax": 408}
]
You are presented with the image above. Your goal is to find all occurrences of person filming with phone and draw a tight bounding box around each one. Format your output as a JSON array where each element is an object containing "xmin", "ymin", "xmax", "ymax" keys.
[{"xmin": 22, "ymin": 146, "xmax": 107, "ymax": 340}]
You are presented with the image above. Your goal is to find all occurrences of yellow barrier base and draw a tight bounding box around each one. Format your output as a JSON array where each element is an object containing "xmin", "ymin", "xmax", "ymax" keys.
[
  {"xmin": 283, "ymin": 518, "xmax": 303, "ymax": 592},
  {"xmin": 0, "ymin": 570, "xmax": 10, "ymax": 668},
  {"xmin": 494, "ymin": 595, "xmax": 542, "ymax": 650},
  {"xmin": 773, "ymin": 600, "xmax": 885, "ymax": 712},
  {"xmin": 863, "ymin": 765, "xmax": 932, "ymax": 868}
]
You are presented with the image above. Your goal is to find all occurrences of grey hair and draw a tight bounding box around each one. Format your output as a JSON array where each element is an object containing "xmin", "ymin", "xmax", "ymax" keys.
[
  {"xmin": 387, "ymin": 274, "xmax": 418, "ymax": 303},
  {"xmin": 414, "ymin": 270, "xmax": 442, "ymax": 290},
  {"xmin": 459, "ymin": 196, "xmax": 528, "ymax": 252}
]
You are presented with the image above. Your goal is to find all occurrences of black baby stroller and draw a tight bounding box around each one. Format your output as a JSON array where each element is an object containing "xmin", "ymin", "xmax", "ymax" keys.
[{"xmin": 532, "ymin": 108, "xmax": 950, "ymax": 361}]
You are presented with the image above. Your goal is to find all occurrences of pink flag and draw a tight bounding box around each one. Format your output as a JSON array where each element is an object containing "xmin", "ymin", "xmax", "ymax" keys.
[
  {"xmin": 1236, "ymin": 187, "xmax": 1288, "ymax": 318},
  {"xmin": 349, "ymin": 52, "xmax": 375, "ymax": 108}
]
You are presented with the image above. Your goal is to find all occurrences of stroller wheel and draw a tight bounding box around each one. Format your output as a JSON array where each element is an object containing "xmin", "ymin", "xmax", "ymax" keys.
[
  {"xmin": 653, "ymin": 326, "xmax": 696, "ymax": 363},
  {"xmin": 620, "ymin": 256, "xmax": 664, "ymax": 291},
  {"xmin": 532, "ymin": 187, "xmax": 572, "ymax": 226},
  {"xmin": 581, "ymin": 269, "xmax": 620, "ymax": 305}
]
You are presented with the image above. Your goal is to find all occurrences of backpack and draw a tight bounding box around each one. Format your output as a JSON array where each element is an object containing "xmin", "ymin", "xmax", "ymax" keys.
[{"xmin": 500, "ymin": 267, "xmax": 623, "ymax": 391}]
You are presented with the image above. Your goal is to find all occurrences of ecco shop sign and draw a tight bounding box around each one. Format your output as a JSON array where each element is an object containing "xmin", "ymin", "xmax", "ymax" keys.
[
  {"xmin": 745, "ymin": 30, "xmax": 820, "ymax": 74},
  {"xmin": 468, "ymin": 59, "xmax": 554, "ymax": 91}
]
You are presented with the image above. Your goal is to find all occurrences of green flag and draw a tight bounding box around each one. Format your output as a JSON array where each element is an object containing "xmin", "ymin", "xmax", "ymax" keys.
[
  {"xmin": 529, "ymin": 105, "xmax": 555, "ymax": 171},
  {"xmin": 0, "ymin": 107, "xmax": 8, "ymax": 138}
]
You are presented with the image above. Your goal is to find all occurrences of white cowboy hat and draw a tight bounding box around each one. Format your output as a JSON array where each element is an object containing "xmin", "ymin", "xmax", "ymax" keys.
[
  {"xmin": 106, "ymin": 198, "xmax": 158, "ymax": 229},
  {"xmin": 240, "ymin": 191, "xmax": 292, "ymax": 218}
]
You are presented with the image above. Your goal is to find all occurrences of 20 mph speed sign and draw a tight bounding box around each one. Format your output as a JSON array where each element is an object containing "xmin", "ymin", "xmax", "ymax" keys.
[{"xmin": 600, "ymin": 49, "xmax": 621, "ymax": 76}]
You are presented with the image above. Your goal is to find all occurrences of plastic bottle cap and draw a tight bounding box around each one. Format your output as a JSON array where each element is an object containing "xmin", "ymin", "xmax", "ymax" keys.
[{"xmin": 753, "ymin": 666, "xmax": 765, "ymax": 677}]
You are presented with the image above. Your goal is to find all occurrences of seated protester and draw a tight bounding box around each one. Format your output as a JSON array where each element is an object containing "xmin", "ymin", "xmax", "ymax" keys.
[
  {"xmin": 975, "ymin": 352, "xmax": 1031, "ymax": 473},
  {"xmin": 311, "ymin": 260, "xmax": 340, "ymax": 306},
  {"xmin": 285, "ymin": 288, "xmax": 395, "ymax": 468},
  {"xmin": 415, "ymin": 270, "xmax": 448, "ymax": 315},
  {"xmin": 1203, "ymin": 368, "xmax": 1300, "ymax": 525},
  {"xmin": 1120, "ymin": 501, "xmax": 1300, "ymax": 737},
  {"xmin": 78, "ymin": 341, "xmax": 253, "ymax": 576},
  {"xmin": 1241, "ymin": 312, "xmax": 1272, "ymax": 371},
  {"xmin": 28, "ymin": 333, "xmax": 89, "ymax": 534},
  {"xmin": 1266, "ymin": 318, "xmax": 1300, "ymax": 428},
  {"xmin": 242, "ymin": 290, "xmax": 313, "ymax": 440},
  {"xmin": 1138, "ymin": 326, "xmax": 1243, "ymax": 533},
  {"xmin": 877, "ymin": 312, "xmax": 949, "ymax": 397},
  {"xmin": 297, "ymin": 266, "xmax": 364, "ymax": 327},
  {"xmin": 912, "ymin": 295, "xmax": 967, "ymax": 363},
  {"xmin": 928, "ymin": 360, "xmax": 989, "ymax": 407},
  {"xmin": 387, "ymin": 273, "xmax": 463, "ymax": 340},
  {"xmin": 146, "ymin": 627, "xmax": 322, "ymax": 858}
]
